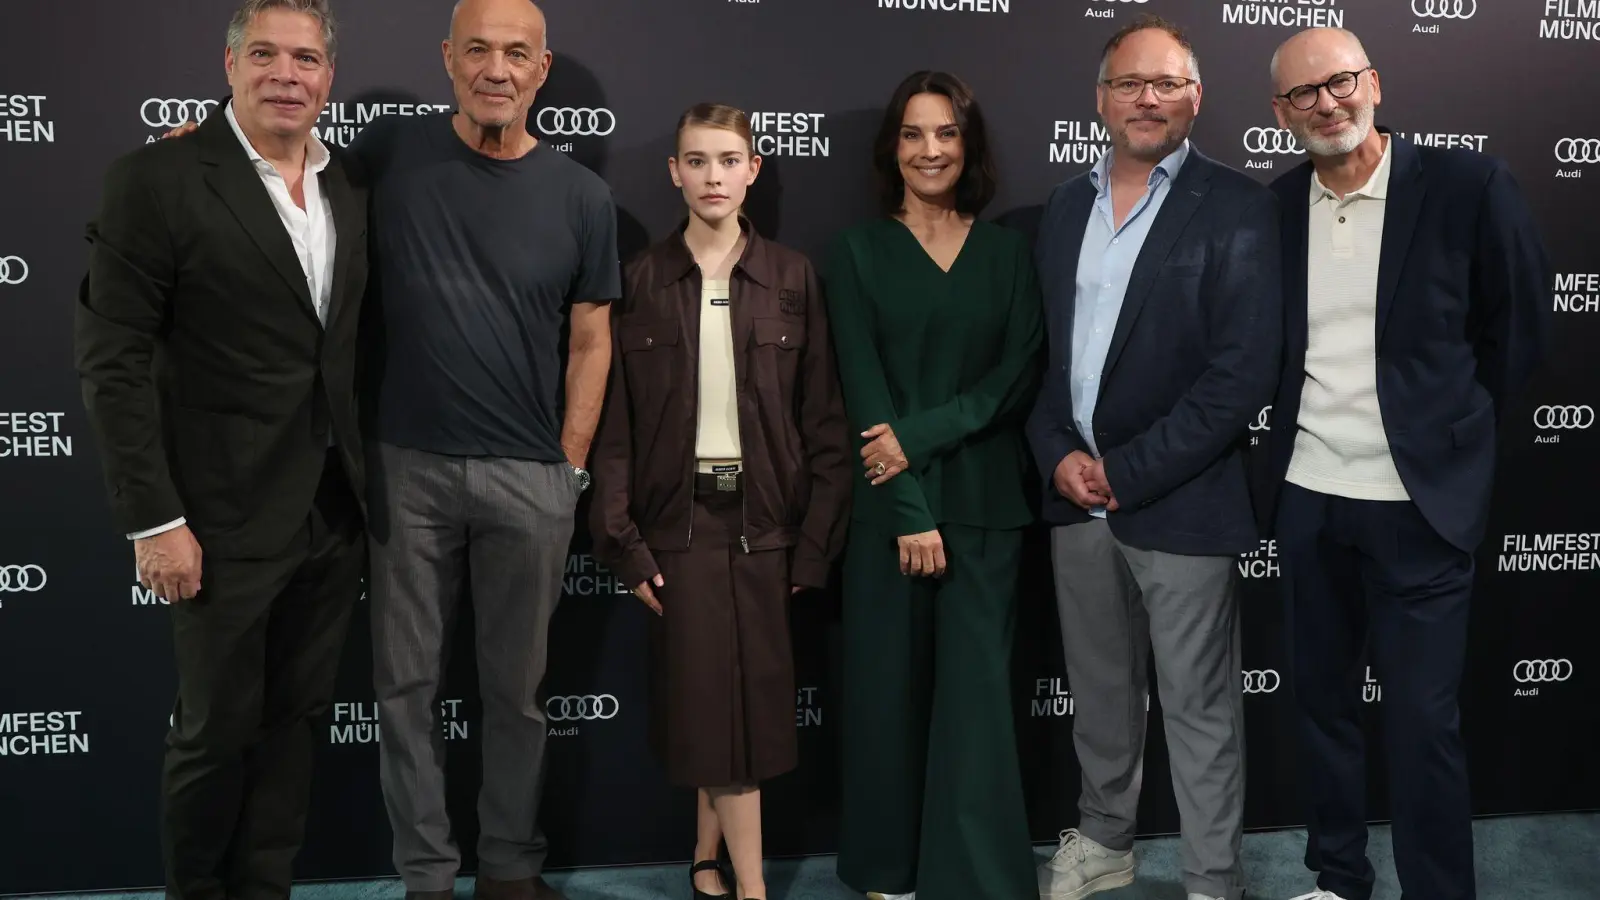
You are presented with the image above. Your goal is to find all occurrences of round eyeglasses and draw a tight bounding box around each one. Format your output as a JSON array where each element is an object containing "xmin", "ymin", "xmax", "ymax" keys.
[{"xmin": 1277, "ymin": 67, "xmax": 1371, "ymax": 111}]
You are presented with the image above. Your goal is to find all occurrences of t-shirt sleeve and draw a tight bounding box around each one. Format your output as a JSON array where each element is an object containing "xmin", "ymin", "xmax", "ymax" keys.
[{"xmin": 572, "ymin": 177, "xmax": 622, "ymax": 305}]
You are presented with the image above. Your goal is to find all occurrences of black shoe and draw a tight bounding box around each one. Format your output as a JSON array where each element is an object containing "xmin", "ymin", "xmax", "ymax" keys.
[
  {"xmin": 690, "ymin": 859, "xmax": 730, "ymax": 898},
  {"xmin": 406, "ymin": 891, "xmax": 454, "ymax": 900}
]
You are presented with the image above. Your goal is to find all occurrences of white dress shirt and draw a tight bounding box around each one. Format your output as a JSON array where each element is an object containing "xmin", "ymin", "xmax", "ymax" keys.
[
  {"xmin": 128, "ymin": 102, "xmax": 337, "ymax": 540},
  {"xmin": 1285, "ymin": 134, "xmax": 1410, "ymax": 501}
]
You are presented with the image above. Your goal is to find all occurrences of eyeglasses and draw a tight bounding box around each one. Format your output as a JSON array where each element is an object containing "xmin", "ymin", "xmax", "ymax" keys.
[
  {"xmin": 1277, "ymin": 67, "xmax": 1371, "ymax": 111},
  {"xmin": 1100, "ymin": 76, "xmax": 1198, "ymax": 103}
]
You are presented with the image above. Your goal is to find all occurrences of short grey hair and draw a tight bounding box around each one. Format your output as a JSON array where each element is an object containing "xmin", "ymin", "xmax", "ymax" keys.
[
  {"xmin": 227, "ymin": 0, "xmax": 338, "ymax": 62},
  {"xmin": 1096, "ymin": 14, "xmax": 1202, "ymax": 84}
]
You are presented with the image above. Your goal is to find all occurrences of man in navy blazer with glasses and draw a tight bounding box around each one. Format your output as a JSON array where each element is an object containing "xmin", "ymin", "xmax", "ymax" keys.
[
  {"xmin": 1261, "ymin": 27, "xmax": 1551, "ymax": 900},
  {"xmin": 1025, "ymin": 14, "xmax": 1282, "ymax": 900}
]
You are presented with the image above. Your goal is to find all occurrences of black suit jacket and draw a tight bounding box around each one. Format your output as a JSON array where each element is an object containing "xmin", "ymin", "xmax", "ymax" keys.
[
  {"xmin": 1262, "ymin": 128, "xmax": 1551, "ymax": 553},
  {"xmin": 1025, "ymin": 146, "xmax": 1284, "ymax": 556},
  {"xmin": 74, "ymin": 102, "xmax": 369, "ymax": 559}
]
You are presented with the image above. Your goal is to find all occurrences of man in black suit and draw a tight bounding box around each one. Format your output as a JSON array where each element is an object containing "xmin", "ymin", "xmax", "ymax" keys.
[
  {"xmin": 1025, "ymin": 15, "xmax": 1282, "ymax": 900},
  {"xmin": 73, "ymin": 2, "xmax": 368, "ymax": 898},
  {"xmin": 1263, "ymin": 28, "xmax": 1551, "ymax": 900}
]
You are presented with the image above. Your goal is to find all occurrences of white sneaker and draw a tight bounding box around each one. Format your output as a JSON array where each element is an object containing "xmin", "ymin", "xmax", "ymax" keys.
[
  {"xmin": 1289, "ymin": 892, "xmax": 1350, "ymax": 900},
  {"xmin": 866, "ymin": 893, "xmax": 915, "ymax": 900},
  {"xmin": 1037, "ymin": 828, "xmax": 1135, "ymax": 900}
]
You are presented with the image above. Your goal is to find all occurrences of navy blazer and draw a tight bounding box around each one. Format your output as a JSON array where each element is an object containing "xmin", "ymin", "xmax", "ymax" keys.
[
  {"xmin": 1261, "ymin": 128, "xmax": 1552, "ymax": 553},
  {"xmin": 1025, "ymin": 146, "xmax": 1284, "ymax": 556}
]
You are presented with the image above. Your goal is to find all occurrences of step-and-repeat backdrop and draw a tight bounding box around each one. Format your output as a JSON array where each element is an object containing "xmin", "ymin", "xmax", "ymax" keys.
[{"xmin": 2, "ymin": 0, "xmax": 1597, "ymax": 894}]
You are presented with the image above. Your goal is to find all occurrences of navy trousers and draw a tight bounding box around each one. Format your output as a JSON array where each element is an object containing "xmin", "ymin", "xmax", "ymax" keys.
[{"xmin": 1276, "ymin": 482, "xmax": 1477, "ymax": 900}]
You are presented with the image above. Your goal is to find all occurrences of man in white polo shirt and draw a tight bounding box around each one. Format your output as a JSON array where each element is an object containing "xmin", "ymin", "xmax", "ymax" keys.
[{"xmin": 1260, "ymin": 27, "xmax": 1551, "ymax": 900}]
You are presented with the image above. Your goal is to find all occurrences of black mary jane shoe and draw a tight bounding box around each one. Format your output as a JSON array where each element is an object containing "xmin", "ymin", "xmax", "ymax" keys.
[{"xmin": 690, "ymin": 859, "xmax": 731, "ymax": 899}]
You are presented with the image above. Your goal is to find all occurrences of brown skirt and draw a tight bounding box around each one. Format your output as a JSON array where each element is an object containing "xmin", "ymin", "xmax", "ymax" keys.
[{"xmin": 647, "ymin": 481, "xmax": 797, "ymax": 788}]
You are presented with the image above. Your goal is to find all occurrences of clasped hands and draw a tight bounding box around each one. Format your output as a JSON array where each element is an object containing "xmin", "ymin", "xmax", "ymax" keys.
[{"xmin": 1054, "ymin": 450, "xmax": 1119, "ymax": 511}]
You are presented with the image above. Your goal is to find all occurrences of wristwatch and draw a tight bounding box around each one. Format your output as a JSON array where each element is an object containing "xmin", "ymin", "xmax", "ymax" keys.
[{"xmin": 573, "ymin": 466, "xmax": 591, "ymax": 492}]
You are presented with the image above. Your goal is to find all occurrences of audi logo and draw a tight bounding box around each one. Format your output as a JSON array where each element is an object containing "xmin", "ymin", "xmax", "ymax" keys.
[
  {"xmin": 1250, "ymin": 405, "xmax": 1272, "ymax": 432},
  {"xmin": 0, "ymin": 256, "xmax": 27, "ymax": 285},
  {"xmin": 1243, "ymin": 127, "xmax": 1302, "ymax": 155},
  {"xmin": 1554, "ymin": 138, "xmax": 1600, "ymax": 165},
  {"xmin": 0, "ymin": 565, "xmax": 48, "ymax": 592},
  {"xmin": 1412, "ymin": 0, "xmax": 1476, "ymax": 17},
  {"xmin": 1514, "ymin": 659, "xmax": 1572, "ymax": 683},
  {"xmin": 1242, "ymin": 670, "xmax": 1280, "ymax": 694},
  {"xmin": 545, "ymin": 694, "xmax": 619, "ymax": 721},
  {"xmin": 535, "ymin": 107, "xmax": 615, "ymax": 137},
  {"xmin": 1533, "ymin": 405, "xmax": 1594, "ymax": 429},
  {"xmin": 141, "ymin": 98, "xmax": 218, "ymax": 129}
]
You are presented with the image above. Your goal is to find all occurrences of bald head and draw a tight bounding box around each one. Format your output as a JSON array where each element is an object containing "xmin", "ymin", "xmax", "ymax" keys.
[
  {"xmin": 1271, "ymin": 27, "xmax": 1369, "ymax": 93},
  {"xmin": 444, "ymin": 0, "xmax": 551, "ymax": 145},
  {"xmin": 450, "ymin": 0, "xmax": 546, "ymax": 51}
]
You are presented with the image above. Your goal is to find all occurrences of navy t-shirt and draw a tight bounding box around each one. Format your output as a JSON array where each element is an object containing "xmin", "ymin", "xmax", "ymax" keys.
[{"xmin": 350, "ymin": 112, "xmax": 620, "ymax": 462}]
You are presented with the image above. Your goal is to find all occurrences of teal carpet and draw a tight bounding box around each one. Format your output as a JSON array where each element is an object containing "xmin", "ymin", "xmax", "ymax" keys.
[{"xmin": 11, "ymin": 813, "xmax": 1597, "ymax": 900}]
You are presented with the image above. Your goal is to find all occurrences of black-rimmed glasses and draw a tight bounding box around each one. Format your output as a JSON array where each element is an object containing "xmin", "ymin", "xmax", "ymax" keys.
[{"xmin": 1277, "ymin": 67, "xmax": 1371, "ymax": 111}]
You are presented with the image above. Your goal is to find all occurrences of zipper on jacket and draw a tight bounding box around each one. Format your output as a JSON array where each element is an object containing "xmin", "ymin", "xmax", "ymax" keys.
[{"xmin": 734, "ymin": 273, "xmax": 750, "ymax": 554}]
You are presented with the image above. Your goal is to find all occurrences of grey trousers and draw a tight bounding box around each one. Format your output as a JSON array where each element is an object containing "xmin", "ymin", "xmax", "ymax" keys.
[
  {"xmin": 1050, "ymin": 519, "xmax": 1246, "ymax": 900},
  {"xmin": 368, "ymin": 442, "xmax": 581, "ymax": 891}
]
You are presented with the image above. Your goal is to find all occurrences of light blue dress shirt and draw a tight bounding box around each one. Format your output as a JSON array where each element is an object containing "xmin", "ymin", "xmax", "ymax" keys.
[{"xmin": 1071, "ymin": 140, "xmax": 1191, "ymax": 517}]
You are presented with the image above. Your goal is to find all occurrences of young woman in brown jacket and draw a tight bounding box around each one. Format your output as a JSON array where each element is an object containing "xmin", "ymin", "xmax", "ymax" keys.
[{"xmin": 588, "ymin": 103, "xmax": 853, "ymax": 900}]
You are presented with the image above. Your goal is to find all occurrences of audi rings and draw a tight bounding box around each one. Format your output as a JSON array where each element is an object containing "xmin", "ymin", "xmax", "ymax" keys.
[
  {"xmin": 1555, "ymin": 138, "xmax": 1600, "ymax": 164},
  {"xmin": 536, "ymin": 107, "xmax": 615, "ymax": 137},
  {"xmin": 0, "ymin": 565, "xmax": 48, "ymax": 592},
  {"xmin": 1249, "ymin": 406, "xmax": 1272, "ymax": 432},
  {"xmin": 1412, "ymin": 0, "xmax": 1476, "ymax": 17},
  {"xmin": 1243, "ymin": 127, "xmax": 1302, "ymax": 155},
  {"xmin": 1242, "ymin": 670, "xmax": 1280, "ymax": 694},
  {"xmin": 1513, "ymin": 659, "xmax": 1572, "ymax": 683},
  {"xmin": 141, "ymin": 99, "xmax": 218, "ymax": 128},
  {"xmin": 0, "ymin": 256, "xmax": 27, "ymax": 285},
  {"xmin": 545, "ymin": 694, "xmax": 619, "ymax": 721},
  {"xmin": 1533, "ymin": 405, "xmax": 1594, "ymax": 429}
]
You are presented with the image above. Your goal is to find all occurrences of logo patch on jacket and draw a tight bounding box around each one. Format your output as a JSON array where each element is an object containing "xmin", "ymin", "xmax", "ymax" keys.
[{"xmin": 778, "ymin": 289, "xmax": 804, "ymax": 317}]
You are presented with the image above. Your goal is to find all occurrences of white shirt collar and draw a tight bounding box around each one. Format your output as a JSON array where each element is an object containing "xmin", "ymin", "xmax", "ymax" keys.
[
  {"xmin": 224, "ymin": 99, "xmax": 331, "ymax": 175},
  {"xmin": 1310, "ymin": 132, "xmax": 1391, "ymax": 206}
]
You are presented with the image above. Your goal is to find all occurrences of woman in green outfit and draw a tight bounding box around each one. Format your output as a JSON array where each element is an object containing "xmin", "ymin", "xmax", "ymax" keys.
[{"xmin": 823, "ymin": 70, "xmax": 1045, "ymax": 900}]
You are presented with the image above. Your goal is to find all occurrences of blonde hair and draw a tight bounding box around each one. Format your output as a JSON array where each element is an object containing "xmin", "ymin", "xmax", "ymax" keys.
[{"xmin": 675, "ymin": 102, "xmax": 754, "ymax": 155}]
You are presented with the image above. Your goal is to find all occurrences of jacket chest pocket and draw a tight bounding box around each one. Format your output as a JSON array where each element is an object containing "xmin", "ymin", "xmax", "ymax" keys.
[
  {"xmin": 620, "ymin": 317, "xmax": 682, "ymax": 407},
  {"xmin": 750, "ymin": 316, "xmax": 806, "ymax": 404}
]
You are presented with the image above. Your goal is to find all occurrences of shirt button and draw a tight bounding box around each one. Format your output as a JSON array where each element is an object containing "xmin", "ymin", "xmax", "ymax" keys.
[
  {"xmin": 1112, "ymin": 238, "xmax": 1119, "ymax": 245},
  {"xmin": 1339, "ymin": 216, "xmax": 1347, "ymax": 224},
  {"xmin": 645, "ymin": 337, "xmax": 653, "ymax": 346},
  {"xmin": 1095, "ymin": 328, "xmax": 1103, "ymax": 334},
  {"xmin": 780, "ymin": 335, "xmax": 788, "ymax": 343},
  {"xmin": 1104, "ymin": 283, "xmax": 1112, "ymax": 288}
]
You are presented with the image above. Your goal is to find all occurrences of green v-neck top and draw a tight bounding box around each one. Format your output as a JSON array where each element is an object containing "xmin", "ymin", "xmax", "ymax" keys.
[{"xmin": 821, "ymin": 216, "xmax": 1045, "ymax": 536}]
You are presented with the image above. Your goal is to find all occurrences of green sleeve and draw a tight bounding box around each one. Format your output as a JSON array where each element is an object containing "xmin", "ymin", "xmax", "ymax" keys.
[
  {"xmin": 894, "ymin": 232, "xmax": 1045, "ymax": 466},
  {"xmin": 822, "ymin": 234, "xmax": 937, "ymax": 537}
]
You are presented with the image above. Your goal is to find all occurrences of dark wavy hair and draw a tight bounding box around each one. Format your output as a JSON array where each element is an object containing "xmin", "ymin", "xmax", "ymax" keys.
[{"xmin": 872, "ymin": 71, "xmax": 997, "ymax": 218}]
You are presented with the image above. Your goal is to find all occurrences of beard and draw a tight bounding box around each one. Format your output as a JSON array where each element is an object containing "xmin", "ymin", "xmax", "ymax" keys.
[
  {"xmin": 1292, "ymin": 100, "xmax": 1373, "ymax": 157},
  {"xmin": 1116, "ymin": 112, "xmax": 1191, "ymax": 163}
]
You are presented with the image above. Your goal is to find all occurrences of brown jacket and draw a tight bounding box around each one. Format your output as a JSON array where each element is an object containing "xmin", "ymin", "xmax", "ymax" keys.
[{"xmin": 589, "ymin": 219, "xmax": 852, "ymax": 590}]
